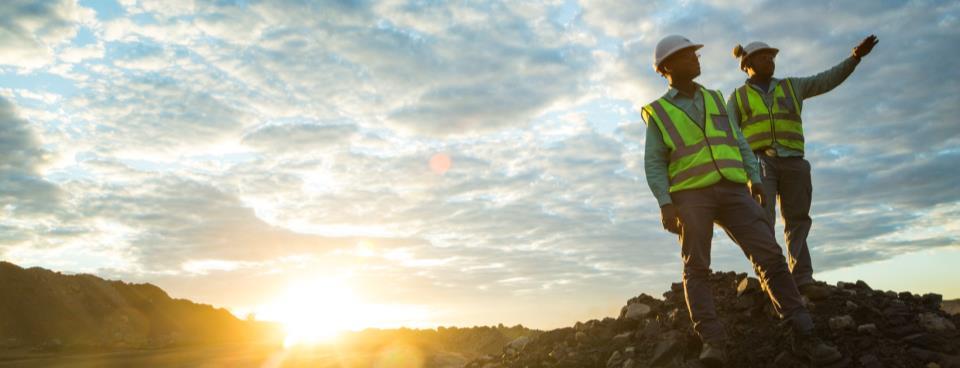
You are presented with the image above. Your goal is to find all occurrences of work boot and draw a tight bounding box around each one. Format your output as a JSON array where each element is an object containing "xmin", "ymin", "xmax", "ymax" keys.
[
  {"xmin": 799, "ymin": 283, "xmax": 831, "ymax": 301},
  {"xmin": 792, "ymin": 332, "xmax": 842, "ymax": 365},
  {"xmin": 699, "ymin": 342, "xmax": 726, "ymax": 368}
]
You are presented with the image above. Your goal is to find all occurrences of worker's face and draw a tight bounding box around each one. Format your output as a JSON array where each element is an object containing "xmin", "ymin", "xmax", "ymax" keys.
[
  {"xmin": 746, "ymin": 50, "xmax": 776, "ymax": 78},
  {"xmin": 661, "ymin": 48, "xmax": 700, "ymax": 81}
]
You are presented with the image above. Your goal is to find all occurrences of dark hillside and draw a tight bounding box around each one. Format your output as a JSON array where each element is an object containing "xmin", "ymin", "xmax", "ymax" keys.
[{"xmin": 0, "ymin": 261, "xmax": 279, "ymax": 351}]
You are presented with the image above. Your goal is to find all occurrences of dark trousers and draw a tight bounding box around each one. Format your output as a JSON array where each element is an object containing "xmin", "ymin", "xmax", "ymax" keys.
[
  {"xmin": 758, "ymin": 155, "xmax": 814, "ymax": 286},
  {"xmin": 672, "ymin": 180, "xmax": 813, "ymax": 344}
]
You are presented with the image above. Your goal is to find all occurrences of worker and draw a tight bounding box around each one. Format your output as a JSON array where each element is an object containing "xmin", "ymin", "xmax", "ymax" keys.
[
  {"xmin": 641, "ymin": 34, "xmax": 842, "ymax": 366},
  {"xmin": 729, "ymin": 35, "xmax": 879, "ymax": 300}
]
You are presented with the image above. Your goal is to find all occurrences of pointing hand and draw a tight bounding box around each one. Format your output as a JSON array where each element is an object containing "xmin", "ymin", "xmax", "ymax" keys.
[{"xmin": 853, "ymin": 35, "xmax": 879, "ymax": 59}]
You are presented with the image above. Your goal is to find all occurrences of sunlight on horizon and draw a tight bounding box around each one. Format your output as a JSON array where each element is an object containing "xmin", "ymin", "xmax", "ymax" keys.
[
  {"xmin": 818, "ymin": 247, "xmax": 960, "ymax": 298},
  {"xmin": 255, "ymin": 275, "xmax": 436, "ymax": 348},
  {"xmin": 258, "ymin": 276, "xmax": 359, "ymax": 348}
]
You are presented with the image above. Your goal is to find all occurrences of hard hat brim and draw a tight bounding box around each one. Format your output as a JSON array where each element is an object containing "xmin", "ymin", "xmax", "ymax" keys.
[
  {"xmin": 740, "ymin": 47, "xmax": 779, "ymax": 70},
  {"xmin": 654, "ymin": 44, "xmax": 704, "ymax": 69},
  {"xmin": 748, "ymin": 47, "xmax": 779, "ymax": 58}
]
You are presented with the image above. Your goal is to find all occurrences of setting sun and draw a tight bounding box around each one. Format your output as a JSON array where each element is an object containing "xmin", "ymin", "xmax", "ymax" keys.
[
  {"xmin": 259, "ymin": 277, "xmax": 361, "ymax": 347},
  {"xmin": 254, "ymin": 273, "xmax": 436, "ymax": 350}
]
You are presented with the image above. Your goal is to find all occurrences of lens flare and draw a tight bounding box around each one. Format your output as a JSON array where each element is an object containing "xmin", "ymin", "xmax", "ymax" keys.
[
  {"xmin": 429, "ymin": 153, "xmax": 452, "ymax": 175},
  {"xmin": 374, "ymin": 341, "xmax": 424, "ymax": 368}
]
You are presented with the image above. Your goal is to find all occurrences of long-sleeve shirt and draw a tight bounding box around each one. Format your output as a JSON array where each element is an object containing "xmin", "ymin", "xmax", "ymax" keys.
[
  {"xmin": 642, "ymin": 84, "xmax": 762, "ymax": 207},
  {"xmin": 725, "ymin": 56, "xmax": 861, "ymax": 157}
]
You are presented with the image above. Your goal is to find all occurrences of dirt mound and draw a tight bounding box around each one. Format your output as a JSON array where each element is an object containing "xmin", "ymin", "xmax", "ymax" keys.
[{"xmin": 467, "ymin": 271, "xmax": 960, "ymax": 367}]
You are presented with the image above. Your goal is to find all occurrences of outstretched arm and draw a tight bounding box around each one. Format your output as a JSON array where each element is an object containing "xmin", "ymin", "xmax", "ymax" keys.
[{"xmin": 792, "ymin": 35, "xmax": 879, "ymax": 100}]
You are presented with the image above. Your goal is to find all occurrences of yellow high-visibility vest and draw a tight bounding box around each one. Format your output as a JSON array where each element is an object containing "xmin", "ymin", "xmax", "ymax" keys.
[
  {"xmin": 643, "ymin": 88, "xmax": 748, "ymax": 192},
  {"xmin": 734, "ymin": 79, "xmax": 804, "ymax": 152}
]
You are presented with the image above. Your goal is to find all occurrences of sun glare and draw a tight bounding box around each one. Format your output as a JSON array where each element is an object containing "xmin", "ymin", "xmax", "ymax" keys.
[
  {"xmin": 257, "ymin": 275, "xmax": 435, "ymax": 349},
  {"xmin": 260, "ymin": 277, "xmax": 360, "ymax": 348}
]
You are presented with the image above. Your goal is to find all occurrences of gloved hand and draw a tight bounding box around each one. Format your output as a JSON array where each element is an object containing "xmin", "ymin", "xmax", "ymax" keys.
[
  {"xmin": 750, "ymin": 183, "xmax": 765, "ymax": 207},
  {"xmin": 852, "ymin": 35, "xmax": 878, "ymax": 60},
  {"xmin": 660, "ymin": 203, "xmax": 682, "ymax": 234}
]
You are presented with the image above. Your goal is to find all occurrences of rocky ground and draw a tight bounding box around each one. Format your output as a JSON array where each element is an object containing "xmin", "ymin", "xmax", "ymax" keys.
[{"xmin": 466, "ymin": 271, "xmax": 960, "ymax": 368}]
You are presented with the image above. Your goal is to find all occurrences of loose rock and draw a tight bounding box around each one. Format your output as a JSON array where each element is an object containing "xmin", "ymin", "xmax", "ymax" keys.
[
  {"xmin": 858, "ymin": 323, "xmax": 879, "ymax": 334},
  {"xmin": 622, "ymin": 303, "xmax": 652, "ymax": 320},
  {"xmin": 859, "ymin": 354, "xmax": 882, "ymax": 368},
  {"xmin": 466, "ymin": 271, "xmax": 960, "ymax": 368},
  {"xmin": 829, "ymin": 315, "xmax": 856, "ymax": 331},
  {"xmin": 919, "ymin": 312, "xmax": 957, "ymax": 332},
  {"xmin": 737, "ymin": 277, "xmax": 761, "ymax": 297},
  {"xmin": 649, "ymin": 334, "xmax": 682, "ymax": 367}
]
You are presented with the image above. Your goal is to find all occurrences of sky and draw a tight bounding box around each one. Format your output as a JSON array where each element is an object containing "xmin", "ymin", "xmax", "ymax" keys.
[{"xmin": 1, "ymin": 0, "xmax": 958, "ymax": 331}]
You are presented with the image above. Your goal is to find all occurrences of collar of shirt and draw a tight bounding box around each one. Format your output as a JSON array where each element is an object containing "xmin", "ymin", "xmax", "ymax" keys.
[
  {"xmin": 745, "ymin": 77, "xmax": 781, "ymax": 93},
  {"xmin": 664, "ymin": 82, "xmax": 704, "ymax": 101},
  {"xmin": 661, "ymin": 82, "xmax": 707, "ymax": 124}
]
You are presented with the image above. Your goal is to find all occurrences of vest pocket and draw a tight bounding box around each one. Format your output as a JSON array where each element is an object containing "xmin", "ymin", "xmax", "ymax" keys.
[{"xmin": 711, "ymin": 114, "xmax": 730, "ymax": 135}]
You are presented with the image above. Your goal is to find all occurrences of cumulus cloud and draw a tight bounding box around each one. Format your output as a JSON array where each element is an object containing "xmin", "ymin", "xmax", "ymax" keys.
[
  {"xmin": 265, "ymin": 126, "xmax": 673, "ymax": 292},
  {"xmin": 177, "ymin": 1, "xmax": 593, "ymax": 136},
  {"xmin": 0, "ymin": 97, "xmax": 62, "ymax": 217},
  {"xmin": 580, "ymin": 0, "xmax": 666, "ymax": 41},
  {"xmin": 74, "ymin": 74, "xmax": 256, "ymax": 156},
  {"xmin": 58, "ymin": 43, "xmax": 105, "ymax": 63},
  {"xmin": 0, "ymin": 0, "xmax": 84, "ymax": 69},
  {"xmin": 70, "ymin": 173, "xmax": 424, "ymax": 270},
  {"xmin": 242, "ymin": 122, "xmax": 358, "ymax": 152}
]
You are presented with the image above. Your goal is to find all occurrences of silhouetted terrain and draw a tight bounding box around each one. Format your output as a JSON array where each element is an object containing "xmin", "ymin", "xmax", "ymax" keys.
[
  {"xmin": 4, "ymin": 262, "xmax": 958, "ymax": 367},
  {"xmin": 0, "ymin": 261, "xmax": 281, "ymax": 352},
  {"xmin": 0, "ymin": 261, "xmax": 536, "ymax": 367}
]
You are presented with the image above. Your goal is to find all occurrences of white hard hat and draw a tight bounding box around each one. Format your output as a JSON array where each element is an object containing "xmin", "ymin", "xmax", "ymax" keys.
[
  {"xmin": 653, "ymin": 35, "xmax": 704, "ymax": 71},
  {"xmin": 733, "ymin": 41, "xmax": 779, "ymax": 70}
]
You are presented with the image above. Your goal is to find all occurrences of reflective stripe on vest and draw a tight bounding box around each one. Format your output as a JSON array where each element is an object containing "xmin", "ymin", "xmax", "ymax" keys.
[
  {"xmin": 643, "ymin": 88, "xmax": 748, "ymax": 192},
  {"xmin": 735, "ymin": 79, "xmax": 804, "ymax": 152}
]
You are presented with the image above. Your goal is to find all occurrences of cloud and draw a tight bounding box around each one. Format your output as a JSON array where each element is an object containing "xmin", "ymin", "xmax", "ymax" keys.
[
  {"xmin": 294, "ymin": 128, "xmax": 672, "ymax": 291},
  {"xmin": 173, "ymin": 0, "xmax": 594, "ymax": 136},
  {"xmin": 242, "ymin": 122, "xmax": 358, "ymax": 152},
  {"xmin": 111, "ymin": 41, "xmax": 174, "ymax": 71},
  {"xmin": 0, "ymin": 0, "xmax": 83, "ymax": 69},
  {"xmin": 58, "ymin": 43, "xmax": 105, "ymax": 63},
  {"xmin": 69, "ymin": 173, "xmax": 424, "ymax": 271},
  {"xmin": 0, "ymin": 97, "xmax": 62, "ymax": 216},
  {"xmin": 73, "ymin": 74, "xmax": 256, "ymax": 156},
  {"xmin": 580, "ymin": 0, "xmax": 666, "ymax": 40}
]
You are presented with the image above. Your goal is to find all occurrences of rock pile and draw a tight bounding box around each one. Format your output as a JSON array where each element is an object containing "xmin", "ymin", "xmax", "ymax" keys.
[{"xmin": 466, "ymin": 271, "xmax": 960, "ymax": 368}]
